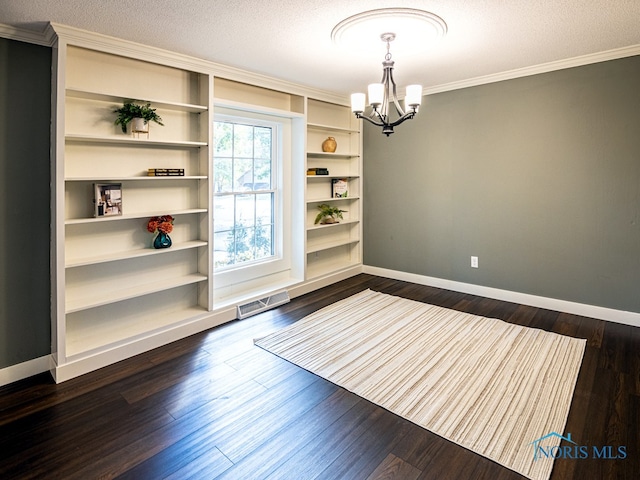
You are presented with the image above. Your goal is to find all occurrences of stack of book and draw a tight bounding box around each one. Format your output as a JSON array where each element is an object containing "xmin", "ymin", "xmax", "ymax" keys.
[
  {"xmin": 148, "ymin": 168, "xmax": 185, "ymax": 176},
  {"xmin": 307, "ymin": 167, "xmax": 329, "ymax": 176}
]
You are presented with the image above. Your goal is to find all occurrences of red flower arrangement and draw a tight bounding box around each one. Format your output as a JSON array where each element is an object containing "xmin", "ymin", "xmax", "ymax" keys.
[{"xmin": 147, "ymin": 215, "xmax": 174, "ymax": 234}]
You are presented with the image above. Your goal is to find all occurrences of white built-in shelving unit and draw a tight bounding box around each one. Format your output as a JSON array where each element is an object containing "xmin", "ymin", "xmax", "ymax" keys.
[
  {"xmin": 305, "ymin": 99, "xmax": 363, "ymax": 280},
  {"xmin": 49, "ymin": 24, "xmax": 363, "ymax": 382},
  {"xmin": 51, "ymin": 26, "xmax": 217, "ymax": 381}
]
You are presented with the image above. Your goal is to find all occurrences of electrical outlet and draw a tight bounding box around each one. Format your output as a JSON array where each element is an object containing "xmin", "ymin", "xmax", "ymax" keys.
[{"xmin": 471, "ymin": 256, "xmax": 479, "ymax": 268}]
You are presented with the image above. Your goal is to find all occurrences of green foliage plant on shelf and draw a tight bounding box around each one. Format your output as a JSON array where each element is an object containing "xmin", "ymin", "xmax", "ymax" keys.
[
  {"xmin": 314, "ymin": 203, "xmax": 347, "ymax": 225},
  {"xmin": 114, "ymin": 101, "xmax": 164, "ymax": 133}
]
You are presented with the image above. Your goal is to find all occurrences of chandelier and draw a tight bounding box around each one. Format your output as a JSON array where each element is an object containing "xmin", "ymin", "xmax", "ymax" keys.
[{"xmin": 350, "ymin": 33, "xmax": 422, "ymax": 136}]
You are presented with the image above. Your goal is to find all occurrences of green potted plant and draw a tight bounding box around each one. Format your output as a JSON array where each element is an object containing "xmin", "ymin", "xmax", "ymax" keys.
[
  {"xmin": 114, "ymin": 101, "xmax": 164, "ymax": 134},
  {"xmin": 314, "ymin": 203, "xmax": 347, "ymax": 225}
]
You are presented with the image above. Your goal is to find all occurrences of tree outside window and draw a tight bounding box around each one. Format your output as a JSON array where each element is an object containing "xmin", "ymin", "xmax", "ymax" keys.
[{"xmin": 213, "ymin": 119, "xmax": 276, "ymax": 269}]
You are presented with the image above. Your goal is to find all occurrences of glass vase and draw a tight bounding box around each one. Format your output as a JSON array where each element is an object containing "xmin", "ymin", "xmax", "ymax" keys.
[{"xmin": 153, "ymin": 231, "xmax": 172, "ymax": 249}]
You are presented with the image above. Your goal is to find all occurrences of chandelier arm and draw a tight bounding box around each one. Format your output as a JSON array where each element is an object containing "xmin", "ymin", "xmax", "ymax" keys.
[
  {"xmin": 356, "ymin": 112, "xmax": 386, "ymax": 128},
  {"xmin": 356, "ymin": 108, "xmax": 416, "ymax": 129},
  {"xmin": 387, "ymin": 109, "xmax": 417, "ymax": 128},
  {"xmin": 388, "ymin": 69, "xmax": 406, "ymax": 117},
  {"xmin": 380, "ymin": 68, "xmax": 390, "ymax": 120},
  {"xmin": 372, "ymin": 104, "xmax": 389, "ymax": 125}
]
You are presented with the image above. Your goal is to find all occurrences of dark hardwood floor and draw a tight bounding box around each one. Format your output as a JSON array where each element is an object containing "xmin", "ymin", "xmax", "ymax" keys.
[{"xmin": 1, "ymin": 274, "xmax": 638, "ymax": 479}]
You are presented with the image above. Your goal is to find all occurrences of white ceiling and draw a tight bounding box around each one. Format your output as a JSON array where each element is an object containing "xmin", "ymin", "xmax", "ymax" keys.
[{"xmin": 2, "ymin": 0, "xmax": 640, "ymax": 96}]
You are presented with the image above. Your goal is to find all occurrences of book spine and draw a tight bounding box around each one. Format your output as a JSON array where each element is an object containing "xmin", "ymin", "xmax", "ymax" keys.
[
  {"xmin": 148, "ymin": 168, "xmax": 185, "ymax": 176},
  {"xmin": 307, "ymin": 168, "xmax": 329, "ymax": 176}
]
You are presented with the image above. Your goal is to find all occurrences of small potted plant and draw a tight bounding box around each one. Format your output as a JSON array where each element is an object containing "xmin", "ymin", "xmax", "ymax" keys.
[
  {"xmin": 114, "ymin": 101, "xmax": 164, "ymax": 135},
  {"xmin": 314, "ymin": 203, "xmax": 347, "ymax": 225}
]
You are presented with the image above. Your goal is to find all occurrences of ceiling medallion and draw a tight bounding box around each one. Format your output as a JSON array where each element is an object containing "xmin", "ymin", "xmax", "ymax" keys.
[{"xmin": 331, "ymin": 8, "xmax": 447, "ymax": 53}]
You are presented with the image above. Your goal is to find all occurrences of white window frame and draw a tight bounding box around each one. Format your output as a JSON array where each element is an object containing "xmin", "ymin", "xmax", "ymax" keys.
[{"xmin": 213, "ymin": 108, "xmax": 292, "ymax": 289}]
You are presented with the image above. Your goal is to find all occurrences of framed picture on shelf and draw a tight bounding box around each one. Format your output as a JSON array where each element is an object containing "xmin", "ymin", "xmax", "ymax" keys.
[
  {"xmin": 331, "ymin": 178, "xmax": 348, "ymax": 198},
  {"xmin": 94, "ymin": 183, "xmax": 123, "ymax": 217}
]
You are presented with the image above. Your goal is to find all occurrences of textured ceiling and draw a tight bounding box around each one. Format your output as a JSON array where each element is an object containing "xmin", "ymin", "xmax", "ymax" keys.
[{"xmin": 1, "ymin": 0, "xmax": 639, "ymax": 96}]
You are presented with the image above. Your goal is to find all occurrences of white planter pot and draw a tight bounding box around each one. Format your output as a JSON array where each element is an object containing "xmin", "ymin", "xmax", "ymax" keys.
[{"xmin": 130, "ymin": 117, "xmax": 149, "ymax": 134}]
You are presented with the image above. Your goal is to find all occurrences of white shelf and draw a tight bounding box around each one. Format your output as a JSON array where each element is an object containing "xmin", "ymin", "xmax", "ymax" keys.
[
  {"xmin": 66, "ymin": 133, "xmax": 207, "ymax": 148},
  {"xmin": 306, "ymin": 175, "xmax": 359, "ymax": 180},
  {"xmin": 306, "ymin": 196, "xmax": 359, "ymax": 204},
  {"xmin": 307, "ymin": 122, "xmax": 359, "ymax": 134},
  {"xmin": 307, "ymin": 151, "xmax": 359, "ymax": 159},
  {"xmin": 306, "ymin": 219, "xmax": 359, "ymax": 231},
  {"xmin": 66, "ymin": 176, "xmax": 207, "ymax": 181},
  {"xmin": 66, "ymin": 240, "xmax": 208, "ymax": 268},
  {"xmin": 66, "ymin": 87, "xmax": 208, "ymax": 113},
  {"xmin": 307, "ymin": 238, "xmax": 360, "ymax": 254},
  {"xmin": 66, "ymin": 273, "xmax": 207, "ymax": 313},
  {"xmin": 65, "ymin": 208, "xmax": 207, "ymax": 225}
]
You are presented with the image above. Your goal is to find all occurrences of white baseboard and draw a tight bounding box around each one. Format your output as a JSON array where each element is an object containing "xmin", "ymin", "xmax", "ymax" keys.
[
  {"xmin": 288, "ymin": 265, "xmax": 363, "ymax": 299},
  {"xmin": 363, "ymin": 265, "xmax": 640, "ymax": 328},
  {"xmin": 0, "ymin": 355, "xmax": 51, "ymax": 387}
]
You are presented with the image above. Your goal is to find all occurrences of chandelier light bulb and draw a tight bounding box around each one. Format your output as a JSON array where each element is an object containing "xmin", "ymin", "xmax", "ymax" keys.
[
  {"xmin": 367, "ymin": 84, "xmax": 384, "ymax": 107},
  {"xmin": 405, "ymin": 85, "xmax": 423, "ymax": 108},
  {"xmin": 351, "ymin": 93, "xmax": 366, "ymax": 113}
]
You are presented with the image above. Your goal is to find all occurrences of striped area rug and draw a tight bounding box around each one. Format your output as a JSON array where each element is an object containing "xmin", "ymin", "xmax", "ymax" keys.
[{"xmin": 255, "ymin": 289, "xmax": 586, "ymax": 480}]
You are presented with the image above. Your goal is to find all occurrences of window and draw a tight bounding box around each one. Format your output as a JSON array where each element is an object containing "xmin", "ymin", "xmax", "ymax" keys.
[
  {"xmin": 213, "ymin": 117, "xmax": 278, "ymax": 270},
  {"xmin": 212, "ymin": 106, "xmax": 301, "ymax": 302}
]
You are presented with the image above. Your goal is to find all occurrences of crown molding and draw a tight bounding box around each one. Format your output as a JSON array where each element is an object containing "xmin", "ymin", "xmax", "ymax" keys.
[
  {"xmin": 3, "ymin": 22, "xmax": 636, "ymax": 105},
  {"xmin": 0, "ymin": 23, "xmax": 56, "ymax": 46},
  {"xmin": 425, "ymin": 44, "xmax": 640, "ymax": 95}
]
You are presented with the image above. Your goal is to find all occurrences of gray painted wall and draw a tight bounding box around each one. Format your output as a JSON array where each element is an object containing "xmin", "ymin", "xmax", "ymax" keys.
[
  {"xmin": 0, "ymin": 38, "xmax": 51, "ymax": 368},
  {"xmin": 363, "ymin": 55, "xmax": 640, "ymax": 313}
]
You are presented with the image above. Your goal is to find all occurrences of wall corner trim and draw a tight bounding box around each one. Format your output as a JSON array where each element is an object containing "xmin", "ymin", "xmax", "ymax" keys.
[{"xmin": 363, "ymin": 265, "xmax": 640, "ymax": 328}]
